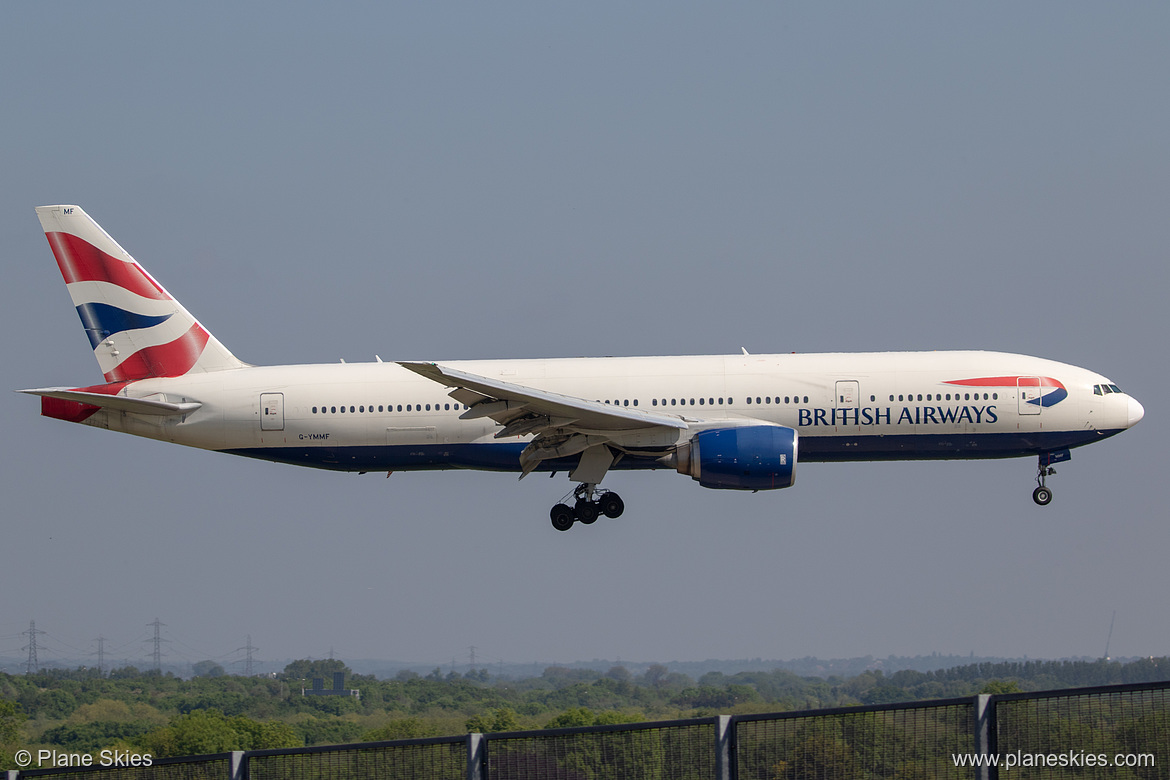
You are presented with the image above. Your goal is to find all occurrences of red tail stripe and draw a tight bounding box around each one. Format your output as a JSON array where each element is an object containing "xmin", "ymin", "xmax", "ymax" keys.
[
  {"xmin": 40, "ymin": 382, "xmax": 132, "ymax": 424},
  {"xmin": 46, "ymin": 232, "xmax": 168, "ymax": 301},
  {"xmin": 104, "ymin": 323, "xmax": 210, "ymax": 382}
]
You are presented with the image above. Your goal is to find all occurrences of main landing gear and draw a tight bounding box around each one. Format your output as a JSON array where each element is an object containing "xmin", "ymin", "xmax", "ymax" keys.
[
  {"xmin": 1033, "ymin": 456, "xmax": 1056, "ymax": 506},
  {"xmin": 550, "ymin": 483, "xmax": 625, "ymax": 531}
]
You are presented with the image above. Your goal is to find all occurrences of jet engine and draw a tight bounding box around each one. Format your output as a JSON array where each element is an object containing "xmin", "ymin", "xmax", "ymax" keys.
[{"xmin": 672, "ymin": 425, "xmax": 797, "ymax": 490}]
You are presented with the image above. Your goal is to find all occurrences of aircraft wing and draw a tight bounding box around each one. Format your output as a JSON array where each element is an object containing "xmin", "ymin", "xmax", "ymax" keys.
[
  {"xmin": 398, "ymin": 361, "xmax": 687, "ymax": 479},
  {"xmin": 398, "ymin": 362, "xmax": 687, "ymax": 432}
]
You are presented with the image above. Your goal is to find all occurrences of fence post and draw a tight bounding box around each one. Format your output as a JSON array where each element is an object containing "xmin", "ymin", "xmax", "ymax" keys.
[
  {"xmin": 973, "ymin": 694, "xmax": 996, "ymax": 780},
  {"xmin": 7, "ymin": 770, "xmax": 20, "ymax": 780},
  {"xmin": 715, "ymin": 715, "xmax": 733, "ymax": 780},
  {"xmin": 228, "ymin": 750, "xmax": 245, "ymax": 780},
  {"xmin": 467, "ymin": 733, "xmax": 484, "ymax": 780}
]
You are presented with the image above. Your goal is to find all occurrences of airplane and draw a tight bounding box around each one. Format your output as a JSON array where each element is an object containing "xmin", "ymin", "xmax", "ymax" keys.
[{"xmin": 22, "ymin": 205, "xmax": 1144, "ymax": 531}]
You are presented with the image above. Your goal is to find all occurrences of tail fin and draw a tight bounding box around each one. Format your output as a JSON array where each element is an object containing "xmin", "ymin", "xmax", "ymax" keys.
[{"xmin": 36, "ymin": 205, "xmax": 245, "ymax": 382}]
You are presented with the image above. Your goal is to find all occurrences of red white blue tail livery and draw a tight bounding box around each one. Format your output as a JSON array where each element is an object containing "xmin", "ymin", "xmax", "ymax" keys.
[
  {"xmin": 36, "ymin": 205, "xmax": 243, "ymax": 382},
  {"xmin": 22, "ymin": 206, "xmax": 1145, "ymax": 530}
]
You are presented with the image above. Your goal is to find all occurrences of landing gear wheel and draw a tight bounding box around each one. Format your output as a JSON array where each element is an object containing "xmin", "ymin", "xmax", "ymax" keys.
[
  {"xmin": 550, "ymin": 504, "xmax": 576, "ymax": 531},
  {"xmin": 1032, "ymin": 486, "xmax": 1053, "ymax": 506},
  {"xmin": 599, "ymin": 492, "xmax": 625, "ymax": 519},
  {"xmin": 575, "ymin": 499, "xmax": 599, "ymax": 524}
]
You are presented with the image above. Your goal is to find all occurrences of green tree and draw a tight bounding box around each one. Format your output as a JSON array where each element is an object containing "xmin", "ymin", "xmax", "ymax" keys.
[
  {"xmin": 980, "ymin": 680, "xmax": 1022, "ymax": 695},
  {"xmin": 139, "ymin": 709, "xmax": 300, "ymax": 757},
  {"xmin": 466, "ymin": 707, "xmax": 521, "ymax": 733},
  {"xmin": 192, "ymin": 661, "xmax": 226, "ymax": 678},
  {"xmin": 280, "ymin": 659, "xmax": 352, "ymax": 682},
  {"xmin": 0, "ymin": 699, "xmax": 25, "ymax": 770},
  {"xmin": 363, "ymin": 717, "xmax": 442, "ymax": 741},
  {"xmin": 0, "ymin": 700, "xmax": 23, "ymax": 746},
  {"xmin": 545, "ymin": 707, "xmax": 596, "ymax": 728}
]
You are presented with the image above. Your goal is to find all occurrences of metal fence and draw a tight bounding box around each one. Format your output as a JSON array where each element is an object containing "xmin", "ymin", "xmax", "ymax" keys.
[{"xmin": 6, "ymin": 680, "xmax": 1167, "ymax": 780}]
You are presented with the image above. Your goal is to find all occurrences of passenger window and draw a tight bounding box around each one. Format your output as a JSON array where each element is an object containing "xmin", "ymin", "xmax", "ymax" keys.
[
  {"xmin": 803, "ymin": 396, "xmax": 808, "ymax": 403},
  {"xmin": 992, "ymin": 393, "xmax": 998, "ymax": 400},
  {"xmin": 870, "ymin": 395, "xmax": 876, "ymax": 402},
  {"xmin": 699, "ymin": 398, "xmax": 705, "ymax": 405},
  {"xmin": 747, "ymin": 397, "xmax": 752, "ymax": 404},
  {"xmin": 671, "ymin": 399, "xmax": 677, "ymax": 406},
  {"xmin": 898, "ymin": 395, "xmax": 904, "ymax": 402}
]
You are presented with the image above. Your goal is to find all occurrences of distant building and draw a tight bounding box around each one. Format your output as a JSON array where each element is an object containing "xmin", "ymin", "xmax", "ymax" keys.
[{"xmin": 302, "ymin": 671, "xmax": 360, "ymax": 700}]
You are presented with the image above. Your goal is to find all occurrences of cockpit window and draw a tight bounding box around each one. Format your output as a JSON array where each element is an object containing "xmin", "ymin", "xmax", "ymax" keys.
[
  {"xmin": 1109, "ymin": 384, "xmax": 1122, "ymax": 394},
  {"xmin": 1094, "ymin": 385, "xmax": 1103, "ymax": 395}
]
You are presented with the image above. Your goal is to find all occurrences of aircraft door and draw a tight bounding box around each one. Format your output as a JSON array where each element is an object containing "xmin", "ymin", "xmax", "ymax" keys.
[
  {"xmin": 260, "ymin": 393, "xmax": 285, "ymax": 430},
  {"xmin": 1017, "ymin": 377, "xmax": 1041, "ymax": 415},
  {"xmin": 835, "ymin": 380, "xmax": 859, "ymax": 408},
  {"xmin": 835, "ymin": 380, "xmax": 860, "ymax": 430}
]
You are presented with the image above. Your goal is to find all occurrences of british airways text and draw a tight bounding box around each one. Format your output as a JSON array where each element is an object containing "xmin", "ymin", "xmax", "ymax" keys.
[{"xmin": 798, "ymin": 405, "xmax": 998, "ymax": 427}]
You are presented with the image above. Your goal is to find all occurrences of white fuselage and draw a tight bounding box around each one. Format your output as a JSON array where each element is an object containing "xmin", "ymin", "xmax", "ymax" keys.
[{"xmin": 74, "ymin": 350, "xmax": 1139, "ymax": 474}]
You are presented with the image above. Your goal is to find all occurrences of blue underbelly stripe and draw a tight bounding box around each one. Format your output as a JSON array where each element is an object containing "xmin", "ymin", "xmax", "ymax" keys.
[{"xmin": 222, "ymin": 429, "xmax": 1122, "ymax": 472}]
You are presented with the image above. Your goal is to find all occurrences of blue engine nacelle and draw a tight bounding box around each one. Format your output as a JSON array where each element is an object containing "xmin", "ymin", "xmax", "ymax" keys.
[{"xmin": 673, "ymin": 425, "xmax": 798, "ymax": 490}]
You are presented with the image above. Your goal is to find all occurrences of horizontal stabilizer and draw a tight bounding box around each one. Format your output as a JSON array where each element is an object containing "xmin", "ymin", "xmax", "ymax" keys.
[{"xmin": 20, "ymin": 387, "xmax": 201, "ymax": 416}]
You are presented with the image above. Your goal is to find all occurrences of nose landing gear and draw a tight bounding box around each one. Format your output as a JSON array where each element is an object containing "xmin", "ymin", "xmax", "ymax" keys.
[
  {"xmin": 1033, "ymin": 455, "xmax": 1056, "ymax": 506},
  {"xmin": 549, "ymin": 483, "xmax": 625, "ymax": 531}
]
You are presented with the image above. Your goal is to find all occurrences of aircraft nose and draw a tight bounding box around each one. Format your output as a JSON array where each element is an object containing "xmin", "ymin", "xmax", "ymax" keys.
[{"xmin": 1127, "ymin": 396, "xmax": 1144, "ymax": 428}]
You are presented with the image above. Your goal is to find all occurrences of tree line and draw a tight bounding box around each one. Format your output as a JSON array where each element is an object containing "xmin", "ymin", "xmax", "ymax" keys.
[{"xmin": 1, "ymin": 656, "xmax": 1167, "ymax": 765}]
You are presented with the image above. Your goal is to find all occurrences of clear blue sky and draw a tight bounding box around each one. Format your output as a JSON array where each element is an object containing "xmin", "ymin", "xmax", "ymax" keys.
[{"xmin": 2, "ymin": 2, "xmax": 1167, "ymax": 673}]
